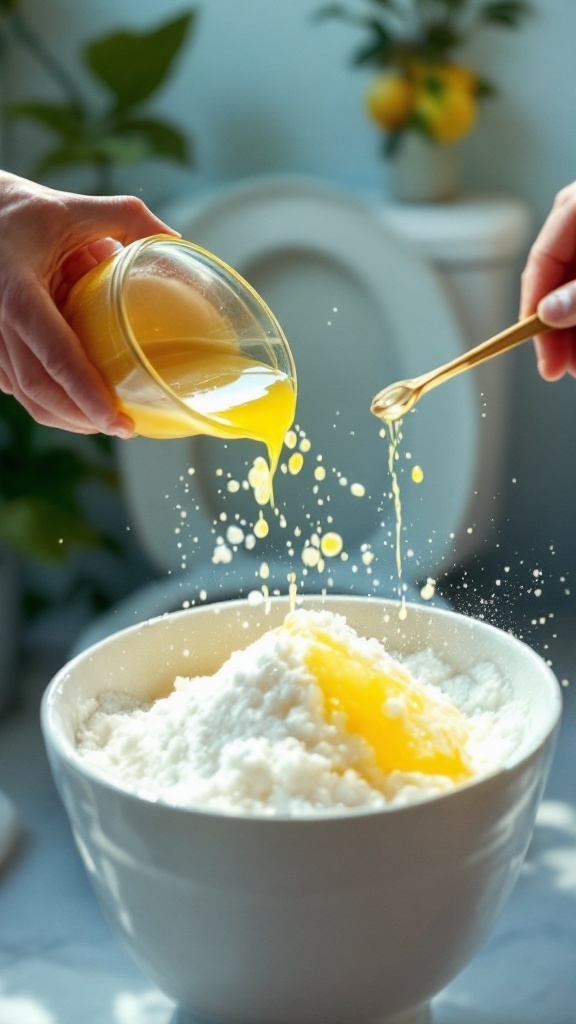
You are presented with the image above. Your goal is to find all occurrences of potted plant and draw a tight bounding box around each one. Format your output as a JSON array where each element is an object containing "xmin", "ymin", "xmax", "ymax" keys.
[
  {"xmin": 316, "ymin": 0, "xmax": 531, "ymax": 201},
  {"xmin": 0, "ymin": 1, "xmax": 195, "ymax": 191},
  {"xmin": 0, "ymin": 3, "xmax": 196, "ymax": 713},
  {"xmin": 0, "ymin": 392, "xmax": 124, "ymax": 712}
]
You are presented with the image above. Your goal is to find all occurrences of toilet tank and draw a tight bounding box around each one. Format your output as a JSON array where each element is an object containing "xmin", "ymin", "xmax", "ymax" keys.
[
  {"xmin": 377, "ymin": 195, "xmax": 532, "ymax": 562},
  {"xmin": 377, "ymin": 195, "xmax": 532, "ymax": 344}
]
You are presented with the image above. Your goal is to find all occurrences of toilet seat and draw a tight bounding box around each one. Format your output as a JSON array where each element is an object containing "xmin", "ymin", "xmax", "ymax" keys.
[{"xmin": 80, "ymin": 178, "xmax": 480, "ymax": 647}]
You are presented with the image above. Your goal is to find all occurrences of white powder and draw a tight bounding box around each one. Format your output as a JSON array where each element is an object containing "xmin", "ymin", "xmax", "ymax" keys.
[{"xmin": 76, "ymin": 610, "xmax": 527, "ymax": 817}]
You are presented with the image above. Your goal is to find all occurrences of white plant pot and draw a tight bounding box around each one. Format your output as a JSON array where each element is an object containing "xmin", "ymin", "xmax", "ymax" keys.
[{"xmin": 388, "ymin": 133, "xmax": 458, "ymax": 203}]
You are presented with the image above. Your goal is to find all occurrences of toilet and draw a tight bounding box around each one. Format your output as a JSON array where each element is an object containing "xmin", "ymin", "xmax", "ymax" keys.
[{"xmin": 74, "ymin": 178, "xmax": 531, "ymax": 650}]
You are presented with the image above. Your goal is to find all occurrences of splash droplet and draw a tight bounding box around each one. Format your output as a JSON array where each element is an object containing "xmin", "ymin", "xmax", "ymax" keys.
[{"xmin": 320, "ymin": 532, "xmax": 343, "ymax": 558}]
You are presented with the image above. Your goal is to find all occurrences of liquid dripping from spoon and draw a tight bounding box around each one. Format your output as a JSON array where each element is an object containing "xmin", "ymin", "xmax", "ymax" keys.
[
  {"xmin": 371, "ymin": 312, "xmax": 551, "ymax": 623},
  {"xmin": 385, "ymin": 419, "xmax": 408, "ymax": 620},
  {"xmin": 372, "ymin": 382, "xmax": 418, "ymax": 423}
]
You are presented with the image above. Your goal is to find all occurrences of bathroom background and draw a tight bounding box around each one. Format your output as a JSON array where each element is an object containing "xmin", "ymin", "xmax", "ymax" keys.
[{"xmin": 2, "ymin": 0, "xmax": 576, "ymax": 657}]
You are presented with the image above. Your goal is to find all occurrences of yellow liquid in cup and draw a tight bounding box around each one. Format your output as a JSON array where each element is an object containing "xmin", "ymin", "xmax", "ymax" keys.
[{"xmin": 62, "ymin": 252, "xmax": 296, "ymax": 479}]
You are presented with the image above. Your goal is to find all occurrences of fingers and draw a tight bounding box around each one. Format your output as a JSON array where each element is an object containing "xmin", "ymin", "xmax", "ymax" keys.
[
  {"xmin": 532, "ymin": 278, "xmax": 576, "ymax": 382},
  {"xmin": 60, "ymin": 192, "xmax": 180, "ymax": 253},
  {"xmin": 1, "ymin": 283, "xmax": 134, "ymax": 437},
  {"xmin": 520, "ymin": 183, "xmax": 576, "ymax": 381},
  {"xmin": 0, "ymin": 174, "xmax": 178, "ymax": 436},
  {"xmin": 533, "ymin": 329, "xmax": 574, "ymax": 381},
  {"xmin": 50, "ymin": 194, "xmax": 181, "ymax": 304},
  {"xmin": 0, "ymin": 330, "xmax": 96, "ymax": 432},
  {"xmin": 520, "ymin": 249, "xmax": 564, "ymax": 319},
  {"xmin": 53, "ymin": 238, "xmax": 124, "ymax": 306},
  {"xmin": 520, "ymin": 184, "xmax": 576, "ymax": 318},
  {"xmin": 0, "ymin": 172, "xmax": 180, "ymax": 277},
  {"xmin": 537, "ymin": 280, "xmax": 576, "ymax": 328},
  {"xmin": 0, "ymin": 362, "xmax": 13, "ymax": 394}
]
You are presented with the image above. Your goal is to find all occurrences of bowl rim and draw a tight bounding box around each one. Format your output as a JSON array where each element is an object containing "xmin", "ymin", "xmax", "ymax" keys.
[{"xmin": 41, "ymin": 595, "xmax": 563, "ymax": 823}]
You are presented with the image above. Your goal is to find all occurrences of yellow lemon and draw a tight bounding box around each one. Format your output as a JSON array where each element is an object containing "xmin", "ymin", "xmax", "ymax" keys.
[
  {"xmin": 414, "ymin": 78, "xmax": 477, "ymax": 143},
  {"xmin": 409, "ymin": 60, "xmax": 478, "ymax": 94},
  {"xmin": 365, "ymin": 73, "xmax": 414, "ymax": 131},
  {"xmin": 437, "ymin": 63, "xmax": 479, "ymax": 93}
]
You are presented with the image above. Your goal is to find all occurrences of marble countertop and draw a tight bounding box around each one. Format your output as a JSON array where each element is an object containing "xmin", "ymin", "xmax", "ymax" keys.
[{"xmin": 1, "ymin": 643, "xmax": 576, "ymax": 1024}]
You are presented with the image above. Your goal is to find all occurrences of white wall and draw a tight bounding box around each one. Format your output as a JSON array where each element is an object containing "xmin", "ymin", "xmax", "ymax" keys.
[
  {"xmin": 7, "ymin": 0, "xmax": 574, "ymax": 223},
  {"xmin": 5, "ymin": 0, "xmax": 576, "ymax": 590}
]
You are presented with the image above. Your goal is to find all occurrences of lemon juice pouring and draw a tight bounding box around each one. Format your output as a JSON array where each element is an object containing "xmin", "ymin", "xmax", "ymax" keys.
[{"xmin": 62, "ymin": 235, "xmax": 296, "ymax": 487}]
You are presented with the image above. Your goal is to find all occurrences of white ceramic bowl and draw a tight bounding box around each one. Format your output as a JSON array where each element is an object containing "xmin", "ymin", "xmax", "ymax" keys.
[{"xmin": 41, "ymin": 596, "xmax": 561, "ymax": 1024}]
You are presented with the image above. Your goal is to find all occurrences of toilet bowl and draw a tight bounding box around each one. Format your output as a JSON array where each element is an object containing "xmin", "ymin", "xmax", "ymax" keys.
[{"xmin": 73, "ymin": 179, "xmax": 530, "ymax": 650}]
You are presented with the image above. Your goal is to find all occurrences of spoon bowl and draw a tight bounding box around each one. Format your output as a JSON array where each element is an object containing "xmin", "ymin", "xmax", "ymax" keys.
[{"xmin": 371, "ymin": 380, "xmax": 420, "ymax": 422}]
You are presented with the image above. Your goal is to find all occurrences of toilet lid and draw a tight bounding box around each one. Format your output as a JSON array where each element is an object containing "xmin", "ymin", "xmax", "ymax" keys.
[{"xmin": 118, "ymin": 176, "xmax": 478, "ymax": 598}]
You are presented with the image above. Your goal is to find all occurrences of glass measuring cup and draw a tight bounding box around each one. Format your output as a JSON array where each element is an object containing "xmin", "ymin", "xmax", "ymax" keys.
[{"xmin": 62, "ymin": 235, "xmax": 297, "ymax": 472}]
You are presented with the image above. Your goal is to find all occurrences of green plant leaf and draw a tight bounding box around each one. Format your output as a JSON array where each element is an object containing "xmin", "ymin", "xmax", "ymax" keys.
[
  {"xmin": 31, "ymin": 450, "xmax": 87, "ymax": 494},
  {"xmin": 88, "ymin": 134, "xmax": 151, "ymax": 165},
  {"xmin": 113, "ymin": 115, "xmax": 191, "ymax": 164},
  {"xmin": 0, "ymin": 0, "xmax": 21, "ymax": 11},
  {"xmin": 85, "ymin": 11, "xmax": 195, "ymax": 111},
  {"xmin": 36, "ymin": 134, "xmax": 146, "ymax": 174},
  {"xmin": 351, "ymin": 39, "xmax": 391, "ymax": 66},
  {"xmin": 313, "ymin": 4, "xmax": 353, "ymax": 22},
  {"xmin": 89, "ymin": 433, "xmax": 114, "ymax": 457},
  {"xmin": 32, "ymin": 447, "xmax": 116, "ymax": 492},
  {"xmin": 351, "ymin": 20, "xmax": 394, "ymax": 65},
  {"xmin": 315, "ymin": 0, "xmax": 395, "ymax": 14},
  {"xmin": 313, "ymin": 4, "xmax": 386, "ymax": 32},
  {"xmin": 64, "ymin": 573, "xmax": 117, "ymax": 612},
  {"xmin": 0, "ymin": 421, "xmax": 118, "ymax": 502},
  {"xmin": 434, "ymin": 0, "xmax": 468, "ymax": 11},
  {"xmin": 475, "ymin": 74, "xmax": 496, "ymax": 98},
  {"xmin": 0, "ymin": 497, "xmax": 101, "ymax": 561},
  {"xmin": 423, "ymin": 22, "xmax": 462, "ymax": 56},
  {"xmin": 23, "ymin": 589, "xmax": 51, "ymax": 622},
  {"xmin": 37, "ymin": 122, "xmax": 189, "ymax": 175},
  {"xmin": 0, "ymin": 391, "xmax": 34, "ymax": 452},
  {"xmin": 6, "ymin": 100, "xmax": 83, "ymax": 138},
  {"xmin": 478, "ymin": 1, "xmax": 532, "ymax": 27}
]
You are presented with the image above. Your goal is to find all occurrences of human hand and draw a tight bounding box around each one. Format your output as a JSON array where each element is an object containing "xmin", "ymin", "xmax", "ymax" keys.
[
  {"xmin": 520, "ymin": 181, "xmax": 576, "ymax": 381},
  {"xmin": 0, "ymin": 171, "xmax": 179, "ymax": 435}
]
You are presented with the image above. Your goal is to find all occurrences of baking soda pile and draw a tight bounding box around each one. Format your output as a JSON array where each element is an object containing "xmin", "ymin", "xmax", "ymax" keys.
[{"xmin": 76, "ymin": 609, "xmax": 526, "ymax": 817}]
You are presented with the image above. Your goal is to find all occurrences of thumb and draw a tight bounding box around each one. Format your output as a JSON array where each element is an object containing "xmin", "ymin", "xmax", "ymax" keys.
[
  {"xmin": 65, "ymin": 192, "xmax": 180, "ymax": 250},
  {"xmin": 538, "ymin": 281, "xmax": 576, "ymax": 328},
  {"xmin": 53, "ymin": 238, "xmax": 125, "ymax": 307}
]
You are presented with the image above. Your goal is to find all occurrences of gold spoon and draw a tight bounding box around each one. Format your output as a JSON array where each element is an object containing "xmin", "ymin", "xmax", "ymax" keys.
[{"xmin": 371, "ymin": 312, "xmax": 548, "ymax": 423}]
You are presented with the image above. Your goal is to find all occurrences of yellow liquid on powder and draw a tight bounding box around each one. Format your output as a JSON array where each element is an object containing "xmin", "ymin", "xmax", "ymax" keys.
[{"xmin": 284, "ymin": 613, "xmax": 471, "ymax": 779}]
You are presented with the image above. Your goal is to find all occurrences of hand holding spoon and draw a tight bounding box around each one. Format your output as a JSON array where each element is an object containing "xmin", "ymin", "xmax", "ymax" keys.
[{"xmin": 371, "ymin": 312, "xmax": 548, "ymax": 423}]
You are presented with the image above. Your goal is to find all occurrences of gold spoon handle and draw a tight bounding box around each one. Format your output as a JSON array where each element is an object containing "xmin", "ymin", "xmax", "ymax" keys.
[{"xmin": 417, "ymin": 312, "xmax": 548, "ymax": 397}]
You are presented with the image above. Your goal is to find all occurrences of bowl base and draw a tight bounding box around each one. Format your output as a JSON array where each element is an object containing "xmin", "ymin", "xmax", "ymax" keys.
[{"xmin": 171, "ymin": 1001, "xmax": 431, "ymax": 1024}]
